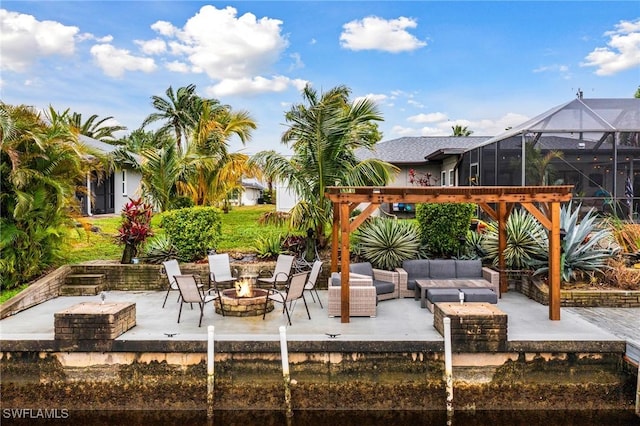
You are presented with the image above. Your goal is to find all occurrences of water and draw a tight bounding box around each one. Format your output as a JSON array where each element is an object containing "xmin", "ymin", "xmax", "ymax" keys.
[{"xmin": 2, "ymin": 409, "xmax": 638, "ymax": 425}]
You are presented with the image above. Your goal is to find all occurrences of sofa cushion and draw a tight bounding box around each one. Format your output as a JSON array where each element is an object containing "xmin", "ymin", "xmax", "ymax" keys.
[
  {"xmin": 402, "ymin": 259, "xmax": 430, "ymax": 290},
  {"xmin": 426, "ymin": 288, "xmax": 461, "ymax": 303},
  {"xmin": 461, "ymin": 288, "xmax": 497, "ymax": 303},
  {"xmin": 428, "ymin": 259, "xmax": 456, "ymax": 278},
  {"xmin": 373, "ymin": 280, "xmax": 395, "ymax": 295},
  {"xmin": 349, "ymin": 262, "xmax": 373, "ymax": 277},
  {"xmin": 455, "ymin": 260, "xmax": 482, "ymax": 278}
]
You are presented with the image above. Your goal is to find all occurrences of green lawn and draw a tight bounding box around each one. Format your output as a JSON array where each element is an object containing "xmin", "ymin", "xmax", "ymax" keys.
[{"xmin": 64, "ymin": 205, "xmax": 287, "ymax": 264}]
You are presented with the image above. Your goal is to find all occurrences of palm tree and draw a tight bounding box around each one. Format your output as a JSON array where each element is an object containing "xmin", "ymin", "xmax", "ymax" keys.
[
  {"xmin": 251, "ymin": 84, "xmax": 398, "ymax": 248},
  {"xmin": 69, "ymin": 112, "xmax": 127, "ymax": 141},
  {"xmin": 0, "ymin": 103, "xmax": 90, "ymax": 289},
  {"xmin": 451, "ymin": 124, "xmax": 473, "ymax": 136},
  {"xmin": 142, "ymin": 84, "xmax": 201, "ymax": 154}
]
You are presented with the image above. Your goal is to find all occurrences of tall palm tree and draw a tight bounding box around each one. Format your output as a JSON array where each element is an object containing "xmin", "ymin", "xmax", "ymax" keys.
[
  {"xmin": 251, "ymin": 84, "xmax": 398, "ymax": 247},
  {"xmin": 451, "ymin": 124, "xmax": 473, "ymax": 136},
  {"xmin": 142, "ymin": 84, "xmax": 201, "ymax": 154}
]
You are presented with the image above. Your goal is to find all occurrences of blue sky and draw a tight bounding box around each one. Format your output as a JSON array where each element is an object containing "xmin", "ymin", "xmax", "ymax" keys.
[{"xmin": 1, "ymin": 1, "xmax": 638, "ymax": 155}]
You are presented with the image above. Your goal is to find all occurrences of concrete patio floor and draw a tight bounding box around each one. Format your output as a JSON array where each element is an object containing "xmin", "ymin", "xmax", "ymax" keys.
[{"xmin": 1, "ymin": 289, "xmax": 638, "ymax": 364}]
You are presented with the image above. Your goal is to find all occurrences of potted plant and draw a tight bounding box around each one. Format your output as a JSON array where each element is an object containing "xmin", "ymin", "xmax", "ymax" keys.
[{"xmin": 116, "ymin": 198, "xmax": 154, "ymax": 264}]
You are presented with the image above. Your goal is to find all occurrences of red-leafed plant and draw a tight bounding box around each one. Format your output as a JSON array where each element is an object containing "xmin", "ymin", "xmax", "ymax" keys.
[{"xmin": 117, "ymin": 198, "xmax": 154, "ymax": 264}]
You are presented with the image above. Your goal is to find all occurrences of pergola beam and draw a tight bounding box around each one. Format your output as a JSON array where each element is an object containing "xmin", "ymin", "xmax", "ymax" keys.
[{"xmin": 326, "ymin": 186, "xmax": 573, "ymax": 323}]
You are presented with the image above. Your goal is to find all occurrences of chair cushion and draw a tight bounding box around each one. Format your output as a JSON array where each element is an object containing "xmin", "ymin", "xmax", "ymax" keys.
[
  {"xmin": 349, "ymin": 262, "xmax": 374, "ymax": 277},
  {"xmin": 402, "ymin": 259, "xmax": 430, "ymax": 277},
  {"xmin": 455, "ymin": 260, "xmax": 482, "ymax": 278},
  {"xmin": 373, "ymin": 280, "xmax": 395, "ymax": 295},
  {"xmin": 428, "ymin": 260, "xmax": 456, "ymax": 278}
]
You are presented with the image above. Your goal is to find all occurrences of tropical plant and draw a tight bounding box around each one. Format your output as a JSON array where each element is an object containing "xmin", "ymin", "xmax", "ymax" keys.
[
  {"xmin": 254, "ymin": 234, "xmax": 283, "ymax": 260},
  {"xmin": 142, "ymin": 84, "xmax": 200, "ymax": 153},
  {"xmin": 415, "ymin": 203, "xmax": 475, "ymax": 258},
  {"xmin": 116, "ymin": 198, "xmax": 154, "ymax": 264},
  {"xmin": 251, "ymin": 84, "xmax": 398, "ymax": 248},
  {"xmin": 0, "ymin": 103, "xmax": 90, "ymax": 289},
  {"xmin": 68, "ymin": 112, "xmax": 127, "ymax": 141},
  {"xmin": 451, "ymin": 124, "xmax": 473, "ymax": 136},
  {"xmin": 533, "ymin": 204, "xmax": 619, "ymax": 282},
  {"xmin": 481, "ymin": 208, "xmax": 548, "ymax": 270},
  {"xmin": 353, "ymin": 218, "xmax": 421, "ymax": 270},
  {"xmin": 142, "ymin": 235, "xmax": 180, "ymax": 264}
]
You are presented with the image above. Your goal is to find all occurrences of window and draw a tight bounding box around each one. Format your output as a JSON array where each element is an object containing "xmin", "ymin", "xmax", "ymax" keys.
[
  {"xmin": 470, "ymin": 163, "xmax": 479, "ymax": 185},
  {"xmin": 122, "ymin": 170, "xmax": 127, "ymax": 196},
  {"xmin": 449, "ymin": 169, "xmax": 455, "ymax": 186},
  {"xmin": 441, "ymin": 171, "xmax": 446, "ymax": 186}
]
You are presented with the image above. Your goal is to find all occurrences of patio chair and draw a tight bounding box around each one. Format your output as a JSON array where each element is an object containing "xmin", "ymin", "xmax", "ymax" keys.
[
  {"xmin": 304, "ymin": 260, "xmax": 323, "ymax": 308},
  {"xmin": 263, "ymin": 271, "xmax": 310, "ymax": 326},
  {"xmin": 258, "ymin": 254, "xmax": 295, "ymax": 287},
  {"xmin": 174, "ymin": 274, "xmax": 224, "ymax": 327},
  {"xmin": 208, "ymin": 253, "xmax": 238, "ymax": 290},
  {"xmin": 162, "ymin": 259, "xmax": 186, "ymax": 308}
]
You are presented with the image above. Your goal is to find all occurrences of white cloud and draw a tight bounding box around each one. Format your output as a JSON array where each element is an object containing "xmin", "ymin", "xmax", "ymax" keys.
[
  {"xmin": 206, "ymin": 75, "xmax": 308, "ymax": 97},
  {"xmin": 340, "ymin": 16, "xmax": 427, "ymax": 52},
  {"xmin": 136, "ymin": 38, "xmax": 166, "ymax": 55},
  {"xmin": 288, "ymin": 52, "xmax": 304, "ymax": 71},
  {"xmin": 0, "ymin": 9, "xmax": 79, "ymax": 72},
  {"xmin": 533, "ymin": 64, "xmax": 572, "ymax": 80},
  {"xmin": 165, "ymin": 60, "xmax": 191, "ymax": 73},
  {"xmin": 152, "ymin": 5, "xmax": 288, "ymax": 80},
  {"xmin": 408, "ymin": 112, "xmax": 448, "ymax": 123},
  {"xmin": 581, "ymin": 19, "xmax": 640, "ymax": 75},
  {"xmin": 355, "ymin": 93, "xmax": 388, "ymax": 104},
  {"xmin": 90, "ymin": 44, "xmax": 157, "ymax": 78}
]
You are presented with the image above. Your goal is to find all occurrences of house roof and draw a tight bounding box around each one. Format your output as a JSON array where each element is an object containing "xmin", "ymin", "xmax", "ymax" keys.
[
  {"xmin": 78, "ymin": 134, "xmax": 120, "ymax": 154},
  {"xmin": 355, "ymin": 136, "xmax": 491, "ymax": 164},
  {"xmin": 242, "ymin": 179, "xmax": 265, "ymax": 190}
]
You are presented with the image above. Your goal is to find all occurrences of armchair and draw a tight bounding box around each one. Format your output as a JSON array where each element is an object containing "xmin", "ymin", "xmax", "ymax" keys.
[{"xmin": 349, "ymin": 262, "xmax": 399, "ymax": 301}]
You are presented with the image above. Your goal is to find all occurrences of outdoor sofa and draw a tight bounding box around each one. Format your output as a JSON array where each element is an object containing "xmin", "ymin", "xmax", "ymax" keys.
[
  {"xmin": 396, "ymin": 259, "xmax": 499, "ymax": 310},
  {"xmin": 348, "ymin": 262, "xmax": 399, "ymax": 301},
  {"xmin": 327, "ymin": 272, "xmax": 377, "ymax": 317}
]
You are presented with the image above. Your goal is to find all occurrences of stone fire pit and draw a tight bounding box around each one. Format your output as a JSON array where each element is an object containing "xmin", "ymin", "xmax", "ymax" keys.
[{"xmin": 216, "ymin": 288, "xmax": 274, "ymax": 317}]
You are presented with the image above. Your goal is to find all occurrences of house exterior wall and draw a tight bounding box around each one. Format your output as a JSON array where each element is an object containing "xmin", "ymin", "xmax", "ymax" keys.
[
  {"xmin": 113, "ymin": 169, "xmax": 142, "ymax": 214},
  {"xmin": 276, "ymin": 180, "xmax": 298, "ymax": 212},
  {"xmin": 240, "ymin": 188, "xmax": 262, "ymax": 206}
]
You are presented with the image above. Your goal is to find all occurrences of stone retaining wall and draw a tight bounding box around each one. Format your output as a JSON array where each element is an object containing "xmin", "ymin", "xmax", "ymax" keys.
[
  {"xmin": 0, "ymin": 266, "xmax": 70, "ymax": 319},
  {"xmin": 517, "ymin": 276, "xmax": 640, "ymax": 307}
]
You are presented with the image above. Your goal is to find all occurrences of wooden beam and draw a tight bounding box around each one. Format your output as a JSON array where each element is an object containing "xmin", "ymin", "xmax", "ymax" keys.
[
  {"xmin": 350, "ymin": 202, "xmax": 380, "ymax": 232},
  {"xmin": 521, "ymin": 202, "xmax": 552, "ymax": 230},
  {"xmin": 331, "ymin": 204, "xmax": 339, "ymax": 272},
  {"xmin": 340, "ymin": 202, "xmax": 351, "ymax": 323},
  {"xmin": 549, "ymin": 202, "xmax": 561, "ymax": 320},
  {"xmin": 479, "ymin": 202, "xmax": 497, "ymax": 220},
  {"xmin": 498, "ymin": 202, "xmax": 508, "ymax": 294}
]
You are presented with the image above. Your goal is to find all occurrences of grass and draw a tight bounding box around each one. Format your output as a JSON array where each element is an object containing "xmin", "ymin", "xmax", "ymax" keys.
[{"xmin": 63, "ymin": 205, "xmax": 287, "ymax": 264}]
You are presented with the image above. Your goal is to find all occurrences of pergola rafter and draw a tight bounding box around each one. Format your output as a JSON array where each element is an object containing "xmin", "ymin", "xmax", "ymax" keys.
[{"xmin": 326, "ymin": 186, "xmax": 574, "ymax": 323}]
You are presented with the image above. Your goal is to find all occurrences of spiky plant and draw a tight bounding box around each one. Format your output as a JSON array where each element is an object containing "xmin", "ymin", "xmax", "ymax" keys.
[
  {"xmin": 142, "ymin": 235, "xmax": 180, "ymax": 264},
  {"xmin": 254, "ymin": 234, "xmax": 283, "ymax": 260},
  {"xmin": 534, "ymin": 203, "xmax": 619, "ymax": 282},
  {"xmin": 482, "ymin": 208, "xmax": 548, "ymax": 270},
  {"xmin": 353, "ymin": 218, "xmax": 421, "ymax": 270}
]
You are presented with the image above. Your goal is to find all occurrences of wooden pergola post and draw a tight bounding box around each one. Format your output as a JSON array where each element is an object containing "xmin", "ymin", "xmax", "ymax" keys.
[{"xmin": 326, "ymin": 186, "xmax": 572, "ymax": 322}]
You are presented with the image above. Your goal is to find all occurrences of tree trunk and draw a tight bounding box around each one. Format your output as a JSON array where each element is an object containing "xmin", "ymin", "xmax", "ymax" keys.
[{"xmin": 121, "ymin": 242, "xmax": 137, "ymax": 264}]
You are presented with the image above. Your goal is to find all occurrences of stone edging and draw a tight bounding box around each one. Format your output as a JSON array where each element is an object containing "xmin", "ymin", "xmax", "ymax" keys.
[{"xmin": 517, "ymin": 276, "xmax": 640, "ymax": 308}]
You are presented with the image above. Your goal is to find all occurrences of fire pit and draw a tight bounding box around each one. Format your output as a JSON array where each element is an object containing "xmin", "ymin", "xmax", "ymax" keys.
[{"xmin": 215, "ymin": 277, "xmax": 274, "ymax": 317}]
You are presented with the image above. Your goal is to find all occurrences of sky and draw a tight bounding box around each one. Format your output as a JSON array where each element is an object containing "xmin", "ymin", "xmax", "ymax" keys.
[{"xmin": 1, "ymin": 1, "xmax": 639, "ymax": 155}]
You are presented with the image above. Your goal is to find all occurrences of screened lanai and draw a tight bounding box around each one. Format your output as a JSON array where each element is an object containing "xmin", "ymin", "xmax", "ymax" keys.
[{"xmin": 458, "ymin": 96, "xmax": 640, "ymax": 220}]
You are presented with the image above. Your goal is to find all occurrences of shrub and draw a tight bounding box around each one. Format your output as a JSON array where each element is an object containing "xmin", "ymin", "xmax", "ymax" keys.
[
  {"xmin": 415, "ymin": 203, "xmax": 475, "ymax": 258},
  {"xmin": 353, "ymin": 218, "xmax": 421, "ymax": 270},
  {"xmin": 160, "ymin": 207, "xmax": 222, "ymax": 261}
]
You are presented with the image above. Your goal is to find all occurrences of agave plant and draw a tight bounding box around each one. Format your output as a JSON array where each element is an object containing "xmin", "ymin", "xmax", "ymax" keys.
[
  {"xmin": 534, "ymin": 203, "xmax": 620, "ymax": 282},
  {"xmin": 142, "ymin": 235, "xmax": 180, "ymax": 264},
  {"xmin": 254, "ymin": 234, "xmax": 283, "ymax": 260},
  {"xmin": 353, "ymin": 218, "xmax": 421, "ymax": 270},
  {"xmin": 481, "ymin": 208, "xmax": 548, "ymax": 270}
]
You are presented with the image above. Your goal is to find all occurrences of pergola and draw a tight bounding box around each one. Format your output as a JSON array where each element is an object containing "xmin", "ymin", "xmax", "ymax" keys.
[{"xmin": 326, "ymin": 185, "xmax": 574, "ymax": 323}]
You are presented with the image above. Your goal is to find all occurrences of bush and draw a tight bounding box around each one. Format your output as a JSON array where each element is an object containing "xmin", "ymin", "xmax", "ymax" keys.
[
  {"xmin": 353, "ymin": 218, "xmax": 422, "ymax": 270},
  {"xmin": 160, "ymin": 207, "xmax": 222, "ymax": 261},
  {"xmin": 254, "ymin": 234, "xmax": 283, "ymax": 259},
  {"xmin": 415, "ymin": 203, "xmax": 475, "ymax": 258}
]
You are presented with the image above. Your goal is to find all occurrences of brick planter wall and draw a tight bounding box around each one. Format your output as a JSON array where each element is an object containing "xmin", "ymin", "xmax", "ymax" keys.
[{"xmin": 517, "ymin": 275, "xmax": 640, "ymax": 308}]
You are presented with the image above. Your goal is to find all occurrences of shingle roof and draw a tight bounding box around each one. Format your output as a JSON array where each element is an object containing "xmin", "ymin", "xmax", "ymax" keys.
[{"xmin": 355, "ymin": 136, "xmax": 491, "ymax": 164}]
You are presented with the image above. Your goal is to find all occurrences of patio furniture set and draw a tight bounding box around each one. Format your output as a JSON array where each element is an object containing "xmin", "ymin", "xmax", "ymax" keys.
[
  {"xmin": 161, "ymin": 254, "xmax": 324, "ymax": 326},
  {"xmin": 328, "ymin": 259, "xmax": 499, "ymax": 317}
]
